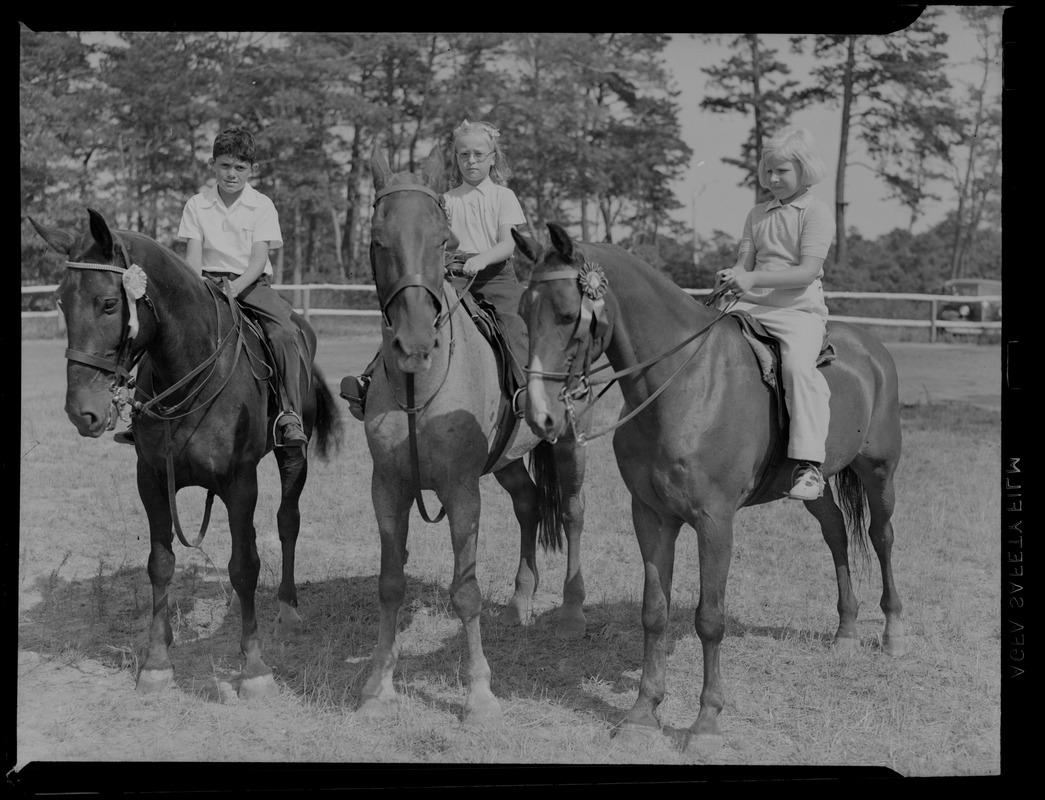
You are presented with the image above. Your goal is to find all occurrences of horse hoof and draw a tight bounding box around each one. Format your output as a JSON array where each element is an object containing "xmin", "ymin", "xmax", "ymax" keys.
[
  {"xmin": 555, "ymin": 611, "xmax": 586, "ymax": 640},
  {"xmin": 136, "ymin": 668, "xmax": 173, "ymax": 695},
  {"xmin": 882, "ymin": 635, "xmax": 909, "ymax": 657},
  {"xmin": 462, "ymin": 704, "xmax": 504, "ymax": 731},
  {"xmin": 832, "ymin": 636, "xmax": 860, "ymax": 653},
  {"xmin": 614, "ymin": 721, "xmax": 662, "ymax": 749},
  {"xmin": 238, "ymin": 673, "xmax": 279, "ymax": 700},
  {"xmin": 357, "ymin": 696, "xmax": 397, "ymax": 719},
  {"xmin": 500, "ymin": 600, "xmax": 533, "ymax": 627},
  {"xmin": 274, "ymin": 618, "xmax": 304, "ymax": 640},
  {"xmin": 684, "ymin": 731, "xmax": 726, "ymax": 755}
]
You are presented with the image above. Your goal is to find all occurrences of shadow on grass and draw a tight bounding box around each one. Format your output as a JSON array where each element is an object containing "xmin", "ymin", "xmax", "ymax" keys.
[{"xmin": 18, "ymin": 559, "xmax": 865, "ymax": 743}]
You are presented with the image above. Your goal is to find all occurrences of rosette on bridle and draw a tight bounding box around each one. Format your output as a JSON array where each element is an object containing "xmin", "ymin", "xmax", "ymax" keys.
[{"xmin": 577, "ymin": 261, "xmax": 609, "ymax": 341}]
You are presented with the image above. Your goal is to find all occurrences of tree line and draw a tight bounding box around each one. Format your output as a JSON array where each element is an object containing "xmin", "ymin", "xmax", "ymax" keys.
[{"xmin": 20, "ymin": 17, "xmax": 1002, "ymax": 297}]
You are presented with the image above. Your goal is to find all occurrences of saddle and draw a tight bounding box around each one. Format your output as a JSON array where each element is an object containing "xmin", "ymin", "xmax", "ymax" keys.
[{"xmin": 446, "ymin": 273, "xmax": 525, "ymax": 475}]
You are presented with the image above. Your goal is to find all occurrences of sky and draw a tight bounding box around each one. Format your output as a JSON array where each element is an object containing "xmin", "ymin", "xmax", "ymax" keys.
[{"xmin": 660, "ymin": 7, "xmax": 997, "ymax": 243}]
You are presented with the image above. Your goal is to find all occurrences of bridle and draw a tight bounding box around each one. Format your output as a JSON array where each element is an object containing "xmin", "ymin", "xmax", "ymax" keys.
[
  {"xmin": 525, "ymin": 263, "xmax": 737, "ymax": 444},
  {"xmin": 61, "ymin": 244, "xmax": 255, "ymax": 548},
  {"xmin": 370, "ymin": 182, "xmax": 477, "ymax": 523}
]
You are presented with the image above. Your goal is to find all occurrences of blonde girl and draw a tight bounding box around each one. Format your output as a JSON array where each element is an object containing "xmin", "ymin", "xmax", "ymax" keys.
[{"xmin": 716, "ymin": 127, "xmax": 836, "ymax": 500}]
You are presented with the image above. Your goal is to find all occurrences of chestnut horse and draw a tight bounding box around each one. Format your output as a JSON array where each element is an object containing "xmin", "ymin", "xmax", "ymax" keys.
[
  {"xmin": 358, "ymin": 151, "xmax": 588, "ymax": 728},
  {"xmin": 31, "ymin": 209, "xmax": 340, "ymax": 699},
  {"xmin": 515, "ymin": 222, "xmax": 906, "ymax": 751}
]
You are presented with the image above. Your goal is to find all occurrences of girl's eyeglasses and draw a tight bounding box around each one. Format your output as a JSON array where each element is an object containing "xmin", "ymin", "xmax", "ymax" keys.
[{"xmin": 456, "ymin": 151, "xmax": 492, "ymax": 163}]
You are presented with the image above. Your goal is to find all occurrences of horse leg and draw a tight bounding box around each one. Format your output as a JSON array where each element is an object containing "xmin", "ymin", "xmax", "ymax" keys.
[
  {"xmin": 803, "ymin": 481, "xmax": 861, "ymax": 651},
  {"xmin": 358, "ymin": 476, "xmax": 412, "ymax": 717},
  {"xmin": 272, "ymin": 446, "xmax": 308, "ymax": 640},
  {"xmin": 853, "ymin": 458, "xmax": 908, "ymax": 656},
  {"xmin": 552, "ymin": 439, "xmax": 587, "ymax": 639},
  {"xmin": 618, "ymin": 500, "xmax": 680, "ymax": 746},
  {"xmin": 136, "ymin": 464, "xmax": 176, "ymax": 694},
  {"xmin": 683, "ymin": 507, "xmax": 734, "ymax": 753},
  {"xmin": 493, "ymin": 460, "xmax": 540, "ymax": 628},
  {"xmin": 225, "ymin": 471, "xmax": 278, "ymax": 699},
  {"xmin": 445, "ymin": 481, "xmax": 503, "ymax": 729}
]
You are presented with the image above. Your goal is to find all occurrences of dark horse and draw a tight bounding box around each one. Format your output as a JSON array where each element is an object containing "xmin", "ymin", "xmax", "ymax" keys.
[
  {"xmin": 31, "ymin": 209, "xmax": 340, "ymax": 699},
  {"xmin": 359, "ymin": 150, "xmax": 588, "ymax": 728},
  {"xmin": 515, "ymin": 223, "xmax": 906, "ymax": 751}
]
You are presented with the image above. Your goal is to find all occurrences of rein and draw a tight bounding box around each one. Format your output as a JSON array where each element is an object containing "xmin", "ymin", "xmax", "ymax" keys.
[
  {"xmin": 371, "ymin": 183, "xmax": 478, "ymax": 524},
  {"xmin": 527, "ymin": 267, "xmax": 738, "ymax": 444},
  {"xmin": 64, "ymin": 255, "xmax": 251, "ymax": 548}
]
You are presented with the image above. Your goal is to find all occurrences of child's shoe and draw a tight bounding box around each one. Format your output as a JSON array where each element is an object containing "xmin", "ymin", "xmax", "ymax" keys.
[{"xmin": 788, "ymin": 462, "xmax": 824, "ymax": 501}]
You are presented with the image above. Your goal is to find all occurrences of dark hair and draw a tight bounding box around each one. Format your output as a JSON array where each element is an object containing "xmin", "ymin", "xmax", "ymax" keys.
[{"xmin": 212, "ymin": 126, "xmax": 257, "ymax": 163}]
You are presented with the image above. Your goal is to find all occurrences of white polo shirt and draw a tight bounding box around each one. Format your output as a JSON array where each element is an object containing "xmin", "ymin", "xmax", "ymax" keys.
[
  {"xmin": 178, "ymin": 182, "xmax": 283, "ymax": 276},
  {"xmin": 443, "ymin": 177, "xmax": 526, "ymax": 253},
  {"xmin": 736, "ymin": 192, "xmax": 835, "ymax": 315}
]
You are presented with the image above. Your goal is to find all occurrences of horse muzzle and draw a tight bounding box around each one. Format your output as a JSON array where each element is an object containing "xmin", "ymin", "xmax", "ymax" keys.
[{"xmin": 65, "ymin": 392, "xmax": 115, "ymax": 438}]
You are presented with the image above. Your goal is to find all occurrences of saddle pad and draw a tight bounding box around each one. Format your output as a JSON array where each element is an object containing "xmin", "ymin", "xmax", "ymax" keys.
[{"xmin": 729, "ymin": 311, "xmax": 836, "ymax": 391}]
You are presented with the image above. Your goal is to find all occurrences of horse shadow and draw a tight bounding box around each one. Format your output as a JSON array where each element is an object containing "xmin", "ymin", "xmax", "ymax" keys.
[{"xmin": 19, "ymin": 562, "xmax": 840, "ymax": 743}]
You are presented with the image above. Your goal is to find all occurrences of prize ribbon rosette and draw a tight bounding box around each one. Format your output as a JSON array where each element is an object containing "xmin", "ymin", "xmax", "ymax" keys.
[{"xmin": 122, "ymin": 264, "xmax": 148, "ymax": 338}]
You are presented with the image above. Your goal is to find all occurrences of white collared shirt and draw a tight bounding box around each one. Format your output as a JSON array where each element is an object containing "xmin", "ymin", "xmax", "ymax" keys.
[
  {"xmin": 442, "ymin": 177, "xmax": 526, "ymax": 253},
  {"xmin": 178, "ymin": 182, "xmax": 283, "ymax": 275}
]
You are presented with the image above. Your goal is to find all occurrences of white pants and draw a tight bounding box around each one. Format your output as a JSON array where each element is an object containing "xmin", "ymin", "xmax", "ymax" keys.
[{"xmin": 733, "ymin": 303, "xmax": 831, "ymax": 463}]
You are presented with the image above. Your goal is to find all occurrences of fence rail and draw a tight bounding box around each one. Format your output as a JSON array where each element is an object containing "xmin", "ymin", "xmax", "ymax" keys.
[{"xmin": 22, "ymin": 283, "xmax": 1001, "ymax": 342}]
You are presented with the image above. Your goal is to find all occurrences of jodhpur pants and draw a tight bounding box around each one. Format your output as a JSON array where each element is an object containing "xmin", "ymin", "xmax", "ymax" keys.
[
  {"xmin": 210, "ymin": 272, "xmax": 306, "ymax": 417},
  {"xmin": 451, "ymin": 255, "xmax": 528, "ymax": 386},
  {"xmin": 732, "ymin": 302, "xmax": 831, "ymax": 463}
]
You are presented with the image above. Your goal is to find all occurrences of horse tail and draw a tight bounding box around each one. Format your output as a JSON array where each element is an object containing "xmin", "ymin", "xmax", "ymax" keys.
[
  {"xmin": 530, "ymin": 440, "xmax": 564, "ymax": 553},
  {"xmin": 833, "ymin": 466, "xmax": 872, "ymax": 571},
  {"xmin": 309, "ymin": 365, "xmax": 343, "ymax": 461}
]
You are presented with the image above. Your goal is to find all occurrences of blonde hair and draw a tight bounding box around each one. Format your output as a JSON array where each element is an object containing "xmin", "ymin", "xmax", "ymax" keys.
[
  {"xmin": 757, "ymin": 127, "xmax": 827, "ymax": 189},
  {"xmin": 448, "ymin": 119, "xmax": 512, "ymax": 186}
]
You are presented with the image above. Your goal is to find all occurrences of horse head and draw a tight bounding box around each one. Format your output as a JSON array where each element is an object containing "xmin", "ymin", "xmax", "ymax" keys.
[
  {"xmin": 514, "ymin": 222, "xmax": 612, "ymax": 442},
  {"xmin": 30, "ymin": 209, "xmax": 145, "ymax": 438},
  {"xmin": 369, "ymin": 146, "xmax": 454, "ymax": 374}
]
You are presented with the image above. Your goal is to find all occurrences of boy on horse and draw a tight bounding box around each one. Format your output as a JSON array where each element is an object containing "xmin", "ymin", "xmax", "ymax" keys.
[{"xmin": 118, "ymin": 126, "xmax": 308, "ymax": 448}]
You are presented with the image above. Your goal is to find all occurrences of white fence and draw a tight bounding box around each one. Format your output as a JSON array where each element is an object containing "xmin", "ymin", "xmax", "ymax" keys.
[{"xmin": 22, "ymin": 283, "xmax": 1001, "ymax": 343}]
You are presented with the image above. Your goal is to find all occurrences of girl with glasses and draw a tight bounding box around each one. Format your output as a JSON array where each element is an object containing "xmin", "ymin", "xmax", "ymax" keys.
[{"xmin": 345, "ymin": 120, "xmax": 530, "ymax": 421}]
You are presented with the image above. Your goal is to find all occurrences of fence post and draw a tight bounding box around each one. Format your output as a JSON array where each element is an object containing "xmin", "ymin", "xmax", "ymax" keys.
[{"xmin": 928, "ymin": 299, "xmax": 938, "ymax": 343}]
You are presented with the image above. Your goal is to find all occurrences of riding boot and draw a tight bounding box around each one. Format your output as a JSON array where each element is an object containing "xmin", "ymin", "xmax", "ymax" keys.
[
  {"xmin": 341, "ymin": 351, "xmax": 380, "ymax": 422},
  {"xmin": 114, "ymin": 427, "xmax": 135, "ymax": 445}
]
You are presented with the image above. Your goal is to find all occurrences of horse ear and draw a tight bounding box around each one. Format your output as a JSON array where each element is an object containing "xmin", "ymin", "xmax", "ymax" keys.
[
  {"xmin": 28, "ymin": 216, "xmax": 77, "ymax": 256},
  {"xmin": 371, "ymin": 145, "xmax": 393, "ymax": 192},
  {"xmin": 87, "ymin": 208, "xmax": 117, "ymax": 260},
  {"xmin": 512, "ymin": 229, "xmax": 542, "ymax": 265},
  {"xmin": 421, "ymin": 146, "xmax": 448, "ymax": 194},
  {"xmin": 546, "ymin": 222, "xmax": 575, "ymax": 262}
]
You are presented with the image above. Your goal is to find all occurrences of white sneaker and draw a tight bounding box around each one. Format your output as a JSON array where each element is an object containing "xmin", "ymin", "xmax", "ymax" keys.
[{"xmin": 788, "ymin": 464, "xmax": 824, "ymax": 500}]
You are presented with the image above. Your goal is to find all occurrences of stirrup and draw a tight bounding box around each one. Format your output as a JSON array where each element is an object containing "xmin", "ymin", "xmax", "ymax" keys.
[
  {"xmin": 274, "ymin": 411, "xmax": 307, "ymax": 448},
  {"xmin": 511, "ymin": 386, "xmax": 527, "ymax": 419},
  {"xmin": 340, "ymin": 375, "xmax": 369, "ymax": 421}
]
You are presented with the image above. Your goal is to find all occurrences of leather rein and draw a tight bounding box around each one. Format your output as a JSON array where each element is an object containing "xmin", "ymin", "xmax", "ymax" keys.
[
  {"xmin": 371, "ymin": 183, "xmax": 476, "ymax": 524},
  {"xmin": 63, "ymin": 255, "xmax": 254, "ymax": 548},
  {"xmin": 525, "ymin": 265, "xmax": 737, "ymax": 444}
]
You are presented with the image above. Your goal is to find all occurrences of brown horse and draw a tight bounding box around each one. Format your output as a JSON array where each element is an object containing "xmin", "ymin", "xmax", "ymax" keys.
[
  {"xmin": 359, "ymin": 150, "xmax": 588, "ymax": 728},
  {"xmin": 514, "ymin": 222, "xmax": 907, "ymax": 751},
  {"xmin": 31, "ymin": 209, "xmax": 340, "ymax": 699}
]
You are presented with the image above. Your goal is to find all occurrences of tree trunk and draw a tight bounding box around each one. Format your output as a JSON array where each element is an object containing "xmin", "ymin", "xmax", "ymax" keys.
[{"xmin": 834, "ymin": 35, "xmax": 857, "ymax": 268}]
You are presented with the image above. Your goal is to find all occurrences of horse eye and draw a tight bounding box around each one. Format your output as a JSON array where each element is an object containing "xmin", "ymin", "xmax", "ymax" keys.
[{"xmin": 103, "ymin": 298, "xmax": 119, "ymax": 314}]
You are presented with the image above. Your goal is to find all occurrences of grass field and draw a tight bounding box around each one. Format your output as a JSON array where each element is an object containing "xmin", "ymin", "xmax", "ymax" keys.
[{"xmin": 16, "ymin": 330, "xmax": 1002, "ymax": 782}]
